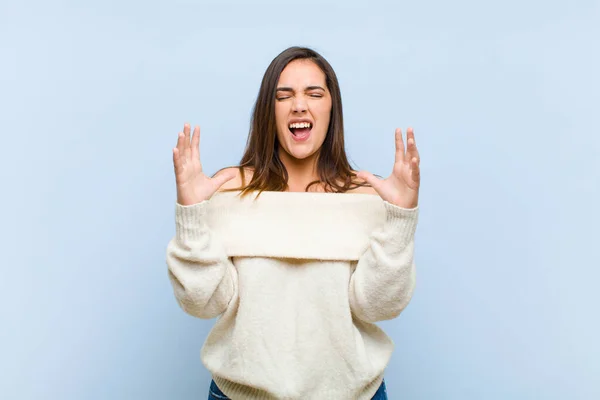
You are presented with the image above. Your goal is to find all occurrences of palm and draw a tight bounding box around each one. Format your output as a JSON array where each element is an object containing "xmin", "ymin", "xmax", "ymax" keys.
[
  {"xmin": 173, "ymin": 124, "xmax": 235, "ymax": 206},
  {"xmin": 358, "ymin": 128, "xmax": 421, "ymax": 209}
]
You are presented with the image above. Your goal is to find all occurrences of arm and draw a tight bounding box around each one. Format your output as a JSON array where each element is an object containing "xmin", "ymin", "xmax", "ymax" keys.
[
  {"xmin": 166, "ymin": 200, "xmax": 237, "ymax": 319},
  {"xmin": 349, "ymin": 202, "xmax": 418, "ymax": 323},
  {"xmin": 353, "ymin": 127, "xmax": 421, "ymax": 322},
  {"xmin": 168, "ymin": 123, "xmax": 238, "ymax": 319}
]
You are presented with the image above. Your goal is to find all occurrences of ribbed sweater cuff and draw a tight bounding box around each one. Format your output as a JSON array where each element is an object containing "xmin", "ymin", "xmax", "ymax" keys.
[
  {"xmin": 383, "ymin": 201, "xmax": 419, "ymax": 242},
  {"xmin": 174, "ymin": 201, "xmax": 209, "ymax": 242},
  {"xmin": 213, "ymin": 374, "xmax": 385, "ymax": 400}
]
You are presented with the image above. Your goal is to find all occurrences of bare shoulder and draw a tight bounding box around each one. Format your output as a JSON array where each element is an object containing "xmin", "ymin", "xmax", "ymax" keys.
[
  {"xmin": 214, "ymin": 167, "xmax": 254, "ymax": 191},
  {"xmin": 345, "ymin": 184, "xmax": 378, "ymax": 195},
  {"xmin": 345, "ymin": 173, "xmax": 378, "ymax": 195}
]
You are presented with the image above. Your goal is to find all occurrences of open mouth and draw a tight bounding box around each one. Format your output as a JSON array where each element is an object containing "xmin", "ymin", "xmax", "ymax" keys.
[{"xmin": 288, "ymin": 122, "xmax": 313, "ymax": 141}]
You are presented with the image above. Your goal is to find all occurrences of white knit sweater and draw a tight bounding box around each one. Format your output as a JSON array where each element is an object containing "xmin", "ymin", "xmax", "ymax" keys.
[{"xmin": 166, "ymin": 191, "xmax": 419, "ymax": 400}]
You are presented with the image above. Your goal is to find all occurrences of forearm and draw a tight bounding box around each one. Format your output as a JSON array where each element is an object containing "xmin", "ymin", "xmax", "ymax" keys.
[
  {"xmin": 166, "ymin": 201, "xmax": 237, "ymax": 319},
  {"xmin": 349, "ymin": 202, "xmax": 419, "ymax": 323}
]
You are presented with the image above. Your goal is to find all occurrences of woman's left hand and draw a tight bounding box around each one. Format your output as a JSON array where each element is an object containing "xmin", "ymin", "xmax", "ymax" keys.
[{"xmin": 357, "ymin": 127, "xmax": 421, "ymax": 209}]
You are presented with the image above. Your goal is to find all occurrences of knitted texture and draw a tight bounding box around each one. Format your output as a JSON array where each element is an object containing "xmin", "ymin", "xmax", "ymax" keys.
[{"xmin": 167, "ymin": 191, "xmax": 419, "ymax": 400}]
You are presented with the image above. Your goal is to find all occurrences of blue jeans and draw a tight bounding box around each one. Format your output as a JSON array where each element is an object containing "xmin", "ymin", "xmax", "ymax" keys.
[{"xmin": 208, "ymin": 379, "xmax": 388, "ymax": 399}]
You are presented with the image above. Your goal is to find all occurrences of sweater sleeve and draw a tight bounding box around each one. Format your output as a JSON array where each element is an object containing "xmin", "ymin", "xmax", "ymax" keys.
[
  {"xmin": 348, "ymin": 201, "xmax": 419, "ymax": 323},
  {"xmin": 166, "ymin": 200, "xmax": 237, "ymax": 319}
]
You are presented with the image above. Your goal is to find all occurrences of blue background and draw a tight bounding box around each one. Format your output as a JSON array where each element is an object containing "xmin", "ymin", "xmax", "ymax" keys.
[{"xmin": 1, "ymin": 0, "xmax": 598, "ymax": 399}]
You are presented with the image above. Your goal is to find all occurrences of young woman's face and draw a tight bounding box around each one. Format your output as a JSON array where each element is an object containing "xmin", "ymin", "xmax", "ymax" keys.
[{"xmin": 274, "ymin": 59, "xmax": 332, "ymax": 162}]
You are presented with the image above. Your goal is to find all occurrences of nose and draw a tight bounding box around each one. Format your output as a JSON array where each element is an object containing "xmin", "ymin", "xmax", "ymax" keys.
[{"xmin": 292, "ymin": 96, "xmax": 307, "ymax": 113}]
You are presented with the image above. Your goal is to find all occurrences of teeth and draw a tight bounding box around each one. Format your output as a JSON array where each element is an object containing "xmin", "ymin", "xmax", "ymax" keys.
[{"xmin": 289, "ymin": 122, "xmax": 312, "ymax": 129}]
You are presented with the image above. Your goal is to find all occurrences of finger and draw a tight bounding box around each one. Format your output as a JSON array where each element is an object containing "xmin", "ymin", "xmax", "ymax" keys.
[
  {"xmin": 192, "ymin": 125, "xmax": 202, "ymax": 170},
  {"xmin": 172, "ymin": 147, "xmax": 182, "ymax": 179},
  {"xmin": 176, "ymin": 132, "xmax": 186, "ymax": 166},
  {"xmin": 406, "ymin": 127, "xmax": 420, "ymax": 164},
  {"xmin": 183, "ymin": 123, "xmax": 191, "ymax": 159},
  {"xmin": 212, "ymin": 170, "xmax": 237, "ymax": 190},
  {"xmin": 394, "ymin": 128, "xmax": 405, "ymax": 164},
  {"xmin": 410, "ymin": 157, "xmax": 421, "ymax": 184},
  {"xmin": 356, "ymin": 170, "xmax": 384, "ymax": 192}
]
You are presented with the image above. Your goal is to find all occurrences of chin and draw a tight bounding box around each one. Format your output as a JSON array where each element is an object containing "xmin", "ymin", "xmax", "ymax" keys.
[{"xmin": 283, "ymin": 148, "xmax": 317, "ymax": 161}]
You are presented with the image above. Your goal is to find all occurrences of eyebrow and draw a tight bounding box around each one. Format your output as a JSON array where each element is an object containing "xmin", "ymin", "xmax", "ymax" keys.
[{"xmin": 276, "ymin": 86, "xmax": 326, "ymax": 92}]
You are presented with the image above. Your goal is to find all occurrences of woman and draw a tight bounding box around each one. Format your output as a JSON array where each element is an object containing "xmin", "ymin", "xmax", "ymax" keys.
[{"xmin": 167, "ymin": 46, "xmax": 420, "ymax": 400}]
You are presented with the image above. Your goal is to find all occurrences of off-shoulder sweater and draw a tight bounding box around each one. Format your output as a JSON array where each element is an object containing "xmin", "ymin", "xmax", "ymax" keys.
[{"xmin": 166, "ymin": 191, "xmax": 419, "ymax": 400}]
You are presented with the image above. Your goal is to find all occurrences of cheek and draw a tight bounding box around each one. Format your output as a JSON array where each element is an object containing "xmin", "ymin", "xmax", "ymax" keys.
[
  {"xmin": 274, "ymin": 104, "xmax": 287, "ymax": 137},
  {"xmin": 275, "ymin": 102, "xmax": 289, "ymax": 123},
  {"xmin": 316, "ymin": 103, "xmax": 332, "ymax": 132}
]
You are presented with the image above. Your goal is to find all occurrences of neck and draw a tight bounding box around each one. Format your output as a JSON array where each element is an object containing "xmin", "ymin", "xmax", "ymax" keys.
[{"xmin": 279, "ymin": 150, "xmax": 321, "ymax": 192}]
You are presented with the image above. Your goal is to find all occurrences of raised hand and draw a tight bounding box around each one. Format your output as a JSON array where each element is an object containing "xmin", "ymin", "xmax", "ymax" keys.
[
  {"xmin": 357, "ymin": 128, "xmax": 421, "ymax": 209},
  {"xmin": 172, "ymin": 124, "xmax": 236, "ymax": 206}
]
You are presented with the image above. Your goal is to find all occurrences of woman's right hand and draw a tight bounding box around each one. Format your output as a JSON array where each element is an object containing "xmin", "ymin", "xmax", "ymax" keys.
[{"xmin": 172, "ymin": 124, "xmax": 236, "ymax": 206}]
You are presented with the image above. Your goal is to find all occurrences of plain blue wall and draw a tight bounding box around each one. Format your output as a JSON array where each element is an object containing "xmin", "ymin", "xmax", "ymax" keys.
[{"xmin": 1, "ymin": 0, "xmax": 598, "ymax": 399}]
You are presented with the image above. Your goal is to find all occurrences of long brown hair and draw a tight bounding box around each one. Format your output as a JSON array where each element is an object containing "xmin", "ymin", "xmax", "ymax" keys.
[{"xmin": 220, "ymin": 46, "xmax": 369, "ymax": 196}]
